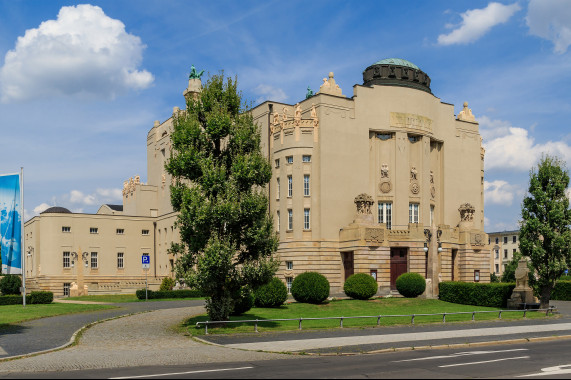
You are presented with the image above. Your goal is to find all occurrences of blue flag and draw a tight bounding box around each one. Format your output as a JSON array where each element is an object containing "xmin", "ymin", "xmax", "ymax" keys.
[{"xmin": 0, "ymin": 174, "xmax": 21, "ymax": 274}]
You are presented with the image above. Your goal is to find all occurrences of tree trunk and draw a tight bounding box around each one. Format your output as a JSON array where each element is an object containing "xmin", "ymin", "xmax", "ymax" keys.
[{"xmin": 539, "ymin": 285, "xmax": 553, "ymax": 309}]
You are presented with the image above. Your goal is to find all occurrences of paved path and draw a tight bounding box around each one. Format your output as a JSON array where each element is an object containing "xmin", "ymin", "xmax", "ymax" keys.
[
  {"xmin": 0, "ymin": 306, "xmax": 293, "ymax": 374},
  {"xmin": 0, "ymin": 300, "xmax": 204, "ymax": 359}
]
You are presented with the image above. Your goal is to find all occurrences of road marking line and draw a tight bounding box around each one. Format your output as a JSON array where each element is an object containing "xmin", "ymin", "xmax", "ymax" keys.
[
  {"xmin": 109, "ymin": 366, "xmax": 254, "ymax": 379},
  {"xmin": 517, "ymin": 364, "xmax": 571, "ymax": 377},
  {"xmin": 438, "ymin": 356, "xmax": 530, "ymax": 368},
  {"xmin": 393, "ymin": 348, "xmax": 529, "ymax": 362}
]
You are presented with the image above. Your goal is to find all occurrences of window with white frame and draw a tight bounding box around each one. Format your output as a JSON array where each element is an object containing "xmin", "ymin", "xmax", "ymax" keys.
[
  {"xmin": 495, "ymin": 249, "xmax": 499, "ymax": 259},
  {"xmin": 288, "ymin": 209, "xmax": 293, "ymax": 230},
  {"xmin": 304, "ymin": 208, "xmax": 310, "ymax": 230},
  {"xmin": 409, "ymin": 203, "xmax": 420, "ymax": 224},
  {"xmin": 277, "ymin": 178, "xmax": 280, "ymax": 199},
  {"xmin": 90, "ymin": 252, "xmax": 98, "ymax": 269},
  {"xmin": 513, "ymin": 235, "xmax": 517, "ymax": 243},
  {"xmin": 63, "ymin": 251, "xmax": 70, "ymax": 268},
  {"xmin": 286, "ymin": 277, "xmax": 293, "ymax": 293},
  {"xmin": 63, "ymin": 283, "xmax": 71, "ymax": 297},
  {"xmin": 286, "ymin": 156, "xmax": 293, "ymax": 164},
  {"xmin": 287, "ymin": 175, "xmax": 292, "ymax": 197},
  {"xmin": 116, "ymin": 228, "xmax": 124, "ymax": 235},
  {"xmin": 504, "ymin": 249, "xmax": 508, "ymax": 258},
  {"xmin": 302, "ymin": 155, "xmax": 311, "ymax": 162},
  {"xmin": 117, "ymin": 252, "xmax": 124, "ymax": 269},
  {"xmin": 495, "ymin": 264, "xmax": 499, "ymax": 273},
  {"xmin": 504, "ymin": 236, "xmax": 508, "ymax": 244},
  {"xmin": 303, "ymin": 175, "xmax": 310, "ymax": 196},
  {"xmin": 378, "ymin": 202, "xmax": 392, "ymax": 229},
  {"xmin": 90, "ymin": 227, "xmax": 98, "ymax": 234},
  {"xmin": 62, "ymin": 226, "xmax": 71, "ymax": 233},
  {"xmin": 275, "ymin": 159, "xmax": 280, "ymax": 168},
  {"xmin": 286, "ymin": 261, "xmax": 293, "ymax": 270}
]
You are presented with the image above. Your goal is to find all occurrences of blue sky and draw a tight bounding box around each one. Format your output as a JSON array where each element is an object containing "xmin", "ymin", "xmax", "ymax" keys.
[{"xmin": 0, "ymin": 0, "xmax": 570, "ymax": 232}]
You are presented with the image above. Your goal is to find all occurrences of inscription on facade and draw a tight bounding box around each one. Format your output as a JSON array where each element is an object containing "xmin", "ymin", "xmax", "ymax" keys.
[{"xmin": 390, "ymin": 112, "xmax": 433, "ymax": 133}]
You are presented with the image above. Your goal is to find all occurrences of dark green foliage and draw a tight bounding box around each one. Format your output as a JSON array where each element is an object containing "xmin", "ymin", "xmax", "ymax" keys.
[
  {"xmin": 559, "ymin": 275, "xmax": 571, "ymax": 281},
  {"xmin": 395, "ymin": 273, "xmax": 426, "ymax": 298},
  {"xmin": 230, "ymin": 288, "xmax": 254, "ymax": 316},
  {"xmin": 551, "ymin": 281, "xmax": 571, "ymax": 301},
  {"xmin": 135, "ymin": 289, "xmax": 203, "ymax": 300},
  {"xmin": 490, "ymin": 272, "xmax": 500, "ymax": 283},
  {"xmin": 343, "ymin": 273, "xmax": 378, "ymax": 300},
  {"xmin": 254, "ymin": 277, "xmax": 288, "ymax": 308},
  {"xmin": 0, "ymin": 291, "xmax": 53, "ymax": 306},
  {"xmin": 439, "ymin": 281, "xmax": 515, "ymax": 308},
  {"xmin": 520, "ymin": 155, "xmax": 571, "ymax": 308},
  {"xmin": 291, "ymin": 272, "xmax": 330, "ymax": 304},
  {"xmin": 0, "ymin": 275, "xmax": 21, "ymax": 295},
  {"xmin": 159, "ymin": 277, "xmax": 176, "ymax": 291},
  {"xmin": 166, "ymin": 72, "xmax": 279, "ymax": 321}
]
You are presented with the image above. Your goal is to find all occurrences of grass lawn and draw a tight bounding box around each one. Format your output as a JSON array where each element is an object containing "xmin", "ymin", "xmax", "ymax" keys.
[
  {"xmin": 66, "ymin": 294, "xmax": 204, "ymax": 303},
  {"xmin": 186, "ymin": 298, "xmax": 555, "ymax": 335},
  {"xmin": 0, "ymin": 303, "xmax": 117, "ymax": 327}
]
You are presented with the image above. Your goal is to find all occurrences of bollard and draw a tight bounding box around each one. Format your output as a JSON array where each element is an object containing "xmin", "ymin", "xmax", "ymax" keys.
[
  {"xmin": 472, "ymin": 312, "xmax": 475, "ymax": 321},
  {"xmin": 523, "ymin": 309, "xmax": 527, "ymax": 318},
  {"xmin": 205, "ymin": 322, "xmax": 209, "ymax": 335},
  {"xmin": 255, "ymin": 319, "xmax": 258, "ymax": 333},
  {"xmin": 411, "ymin": 314, "xmax": 415, "ymax": 325},
  {"xmin": 442, "ymin": 313, "xmax": 446, "ymax": 323},
  {"xmin": 499, "ymin": 310, "xmax": 502, "ymax": 320},
  {"xmin": 340, "ymin": 317, "xmax": 344, "ymax": 328},
  {"xmin": 546, "ymin": 308, "xmax": 549, "ymax": 316},
  {"xmin": 377, "ymin": 315, "xmax": 381, "ymax": 326},
  {"xmin": 299, "ymin": 317, "xmax": 302, "ymax": 330}
]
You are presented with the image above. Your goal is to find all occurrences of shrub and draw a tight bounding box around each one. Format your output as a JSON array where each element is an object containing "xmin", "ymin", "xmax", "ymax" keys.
[
  {"xmin": 344, "ymin": 273, "xmax": 378, "ymax": 300},
  {"xmin": 230, "ymin": 288, "xmax": 254, "ymax": 316},
  {"xmin": 559, "ymin": 275, "xmax": 571, "ymax": 281},
  {"xmin": 291, "ymin": 272, "xmax": 330, "ymax": 304},
  {"xmin": 135, "ymin": 289, "xmax": 203, "ymax": 300},
  {"xmin": 254, "ymin": 277, "xmax": 288, "ymax": 308},
  {"xmin": 490, "ymin": 273, "xmax": 500, "ymax": 283},
  {"xmin": 0, "ymin": 275, "xmax": 21, "ymax": 295},
  {"xmin": 159, "ymin": 277, "xmax": 175, "ymax": 291},
  {"xmin": 395, "ymin": 272, "xmax": 426, "ymax": 298},
  {"xmin": 0, "ymin": 295, "xmax": 23, "ymax": 305},
  {"xmin": 551, "ymin": 281, "xmax": 571, "ymax": 301},
  {"xmin": 28, "ymin": 291, "xmax": 53, "ymax": 304},
  {"xmin": 439, "ymin": 281, "xmax": 515, "ymax": 307}
]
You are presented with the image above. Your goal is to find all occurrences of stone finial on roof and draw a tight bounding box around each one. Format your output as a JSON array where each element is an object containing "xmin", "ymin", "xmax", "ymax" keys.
[
  {"xmin": 318, "ymin": 72, "xmax": 344, "ymax": 97},
  {"xmin": 457, "ymin": 101, "xmax": 476, "ymax": 122}
]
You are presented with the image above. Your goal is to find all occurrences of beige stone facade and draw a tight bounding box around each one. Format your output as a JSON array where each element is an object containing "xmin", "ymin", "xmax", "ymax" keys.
[
  {"xmin": 24, "ymin": 59, "xmax": 490, "ymax": 297},
  {"xmin": 489, "ymin": 230, "xmax": 520, "ymax": 277}
]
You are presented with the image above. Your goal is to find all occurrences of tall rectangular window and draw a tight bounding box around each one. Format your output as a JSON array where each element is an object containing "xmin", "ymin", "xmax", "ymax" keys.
[
  {"xmin": 304, "ymin": 208, "xmax": 310, "ymax": 230},
  {"xmin": 286, "ymin": 261, "xmax": 293, "ymax": 270},
  {"xmin": 409, "ymin": 203, "xmax": 420, "ymax": 224},
  {"xmin": 303, "ymin": 175, "xmax": 310, "ymax": 196},
  {"xmin": 378, "ymin": 202, "xmax": 392, "ymax": 229},
  {"xmin": 287, "ymin": 175, "xmax": 292, "ymax": 197},
  {"xmin": 286, "ymin": 277, "xmax": 293, "ymax": 294},
  {"xmin": 513, "ymin": 235, "xmax": 517, "ymax": 243},
  {"xmin": 277, "ymin": 178, "xmax": 280, "ymax": 199},
  {"xmin": 117, "ymin": 253, "xmax": 124, "ymax": 269},
  {"xmin": 288, "ymin": 209, "xmax": 293, "ymax": 230},
  {"xmin": 63, "ymin": 251, "xmax": 70, "ymax": 268},
  {"xmin": 504, "ymin": 249, "xmax": 508, "ymax": 258},
  {"xmin": 495, "ymin": 249, "xmax": 499, "ymax": 259},
  {"xmin": 63, "ymin": 283, "xmax": 71, "ymax": 297},
  {"xmin": 504, "ymin": 236, "xmax": 508, "ymax": 244},
  {"xmin": 276, "ymin": 211, "xmax": 280, "ymax": 232},
  {"xmin": 90, "ymin": 252, "xmax": 98, "ymax": 269},
  {"xmin": 275, "ymin": 159, "xmax": 280, "ymax": 168},
  {"xmin": 286, "ymin": 156, "xmax": 293, "ymax": 164}
]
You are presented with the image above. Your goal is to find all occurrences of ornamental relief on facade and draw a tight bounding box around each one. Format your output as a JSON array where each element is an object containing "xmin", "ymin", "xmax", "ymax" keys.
[
  {"xmin": 430, "ymin": 170, "xmax": 436, "ymax": 199},
  {"xmin": 364, "ymin": 228, "xmax": 384, "ymax": 244},
  {"xmin": 379, "ymin": 163, "xmax": 392, "ymax": 193},
  {"xmin": 410, "ymin": 166, "xmax": 420, "ymax": 195}
]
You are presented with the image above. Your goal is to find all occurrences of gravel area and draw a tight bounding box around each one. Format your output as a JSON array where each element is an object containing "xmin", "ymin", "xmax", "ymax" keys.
[{"xmin": 0, "ymin": 306, "xmax": 293, "ymax": 374}]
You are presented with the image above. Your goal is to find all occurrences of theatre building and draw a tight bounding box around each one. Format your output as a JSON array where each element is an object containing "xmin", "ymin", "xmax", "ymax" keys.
[{"xmin": 24, "ymin": 58, "xmax": 489, "ymax": 297}]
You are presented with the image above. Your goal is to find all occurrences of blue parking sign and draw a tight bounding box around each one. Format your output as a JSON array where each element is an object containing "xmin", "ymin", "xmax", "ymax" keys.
[{"xmin": 142, "ymin": 255, "xmax": 150, "ymax": 269}]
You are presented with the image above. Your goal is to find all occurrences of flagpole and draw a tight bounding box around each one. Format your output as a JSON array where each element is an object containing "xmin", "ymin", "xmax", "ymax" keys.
[{"xmin": 21, "ymin": 167, "xmax": 26, "ymax": 307}]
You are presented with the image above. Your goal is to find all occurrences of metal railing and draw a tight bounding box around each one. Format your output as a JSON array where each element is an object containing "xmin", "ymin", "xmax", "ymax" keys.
[{"xmin": 195, "ymin": 307, "xmax": 557, "ymax": 334}]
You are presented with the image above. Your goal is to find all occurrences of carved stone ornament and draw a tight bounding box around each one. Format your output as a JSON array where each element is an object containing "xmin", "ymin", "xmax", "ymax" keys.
[
  {"xmin": 410, "ymin": 167, "xmax": 418, "ymax": 180},
  {"xmin": 365, "ymin": 228, "xmax": 384, "ymax": 243},
  {"xmin": 430, "ymin": 186, "xmax": 436, "ymax": 199},
  {"xmin": 318, "ymin": 72, "xmax": 344, "ymax": 97},
  {"xmin": 458, "ymin": 203, "xmax": 475, "ymax": 222},
  {"xmin": 354, "ymin": 193, "xmax": 374, "ymax": 215},
  {"xmin": 381, "ymin": 164, "xmax": 389, "ymax": 178},
  {"xmin": 294, "ymin": 103, "xmax": 302, "ymax": 126},
  {"xmin": 410, "ymin": 182, "xmax": 420, "ymax": 194},
  {"xmin": 122, "ymin": 180, "xmax": 129, "ymax": 196},
  {"xmin": 457, "ymin": 101, "xmax": 476, "ymax": 122},
  {"xmin": 282, "ymin": 106, "xmax": 288, "ymax": 122},
  {"xmin": 379, "ymin": 181, "xmax": 392, "ymax": 194}
]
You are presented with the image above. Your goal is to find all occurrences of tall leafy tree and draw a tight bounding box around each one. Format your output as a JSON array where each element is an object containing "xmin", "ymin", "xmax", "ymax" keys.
[
  {"xmin": 520, "ymin": 155, "xmax": 571, "ymax": 308},
  {"xmin": 166, "ymin": 72, "xmax": 279, "ymax": 321}
]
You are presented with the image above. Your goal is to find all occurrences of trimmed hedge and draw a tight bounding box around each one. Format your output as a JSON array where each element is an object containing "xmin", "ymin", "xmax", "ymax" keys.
[
  {"xmin": 551, "ymin": 281, "xmax": 571, "ymax": 301},
  {"xmin": 344, "ymin": 273, "xmax": 378, "ymax": 300},
  {"xmin": 0, "ymin": 275, "xmax": 21, "ymax": 295},
  {"xmin": 291, "ymin": 272, "xmax": 330, "ymax": 304},
  {"xmin": 0, "ymin": 291, "xmax": 54, "ymax": 306},
  {"xmin": 439, "ymin": 281, "xmax": 515, "ymax": 308},
  {"xmin": 254, "ymin": 277, "xmax": 288, "ymax": 308},
  {"xmin": 396, "ymin": 273, "xmax": 426, "ymax": 298},
  {"xmin": 136, "ymin": 289, "xmax": 203, "ymax": 300}
]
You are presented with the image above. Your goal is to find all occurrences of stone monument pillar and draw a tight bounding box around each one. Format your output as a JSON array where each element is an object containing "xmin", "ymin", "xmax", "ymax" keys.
[{"xmin": 507, "ymin": 258, "xmax": 537, "ymax": 308}]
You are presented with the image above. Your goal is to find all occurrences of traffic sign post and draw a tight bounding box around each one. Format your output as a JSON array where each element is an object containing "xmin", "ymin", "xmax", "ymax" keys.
[{"xmin": 142, "ymin": 255, "xmax": 150, "ymax": 301}]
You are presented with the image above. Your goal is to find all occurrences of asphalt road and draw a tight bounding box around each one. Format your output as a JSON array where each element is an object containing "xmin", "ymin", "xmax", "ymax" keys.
[{"xmin": 5, "ymin": 338, "xmax": 571, "ymax": 379}]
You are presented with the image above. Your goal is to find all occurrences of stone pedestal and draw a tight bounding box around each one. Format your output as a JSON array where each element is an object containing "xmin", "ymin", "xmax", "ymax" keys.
[{"xmin": 507, "ymin": 258, "xmax": 537, "ymax": 309}]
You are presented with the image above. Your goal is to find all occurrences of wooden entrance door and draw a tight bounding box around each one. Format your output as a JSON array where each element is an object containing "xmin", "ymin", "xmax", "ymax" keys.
[
  {"xmin": 390, "ymin": 248, "xmax": 408, "ymax": 290},
  {"xmin": 342, "ymin": 252, "xmax": 354, "ymax": 281}
]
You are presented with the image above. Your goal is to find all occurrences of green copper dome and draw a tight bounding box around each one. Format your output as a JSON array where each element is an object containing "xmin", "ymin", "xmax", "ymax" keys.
[{"xmin": 373, "ymin": 58, "xmax": 419, "ymax": 70}]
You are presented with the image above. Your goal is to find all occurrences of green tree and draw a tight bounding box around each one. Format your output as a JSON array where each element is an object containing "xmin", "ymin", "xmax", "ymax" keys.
[
  {"xmin": 520, "ymin": 155, "xmax": 571, "ymax": 308},
  {"xmin": 500, "ymin": 251, "xmax": 534, "ymax": 284},
  {"xmin": 166, "ymin": 72, "xmax": 279, "ymax": 321}
]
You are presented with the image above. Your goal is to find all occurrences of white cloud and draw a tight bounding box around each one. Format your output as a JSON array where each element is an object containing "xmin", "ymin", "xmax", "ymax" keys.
[
  {"xmin": 33, "ymin": 203, "xmax": 51, "ymax": 215},
  {"xmin": 253, "ymin": 84, "xmax": 288, "ymax": 104},
  {"xmin": 0, "ymin": 4, "xmax": 153, "ymax": 102},
  {"xmin": 483, "ymin": 118, "xmax": 571, "ymax": 171},
  {"xmin": 527, "ymin": 0, "xmax": 571, "ymax": 54},
  {"xmin": 438, "ymin": 2, "xmax": 521, "ymax": 45},
  {"xmin": 484, "ymin": 180, "xmax": 518, "ymax": 205},
  {"xmin": 68, "ymin": 188, "xmax": 121, "ymax": 207}
]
